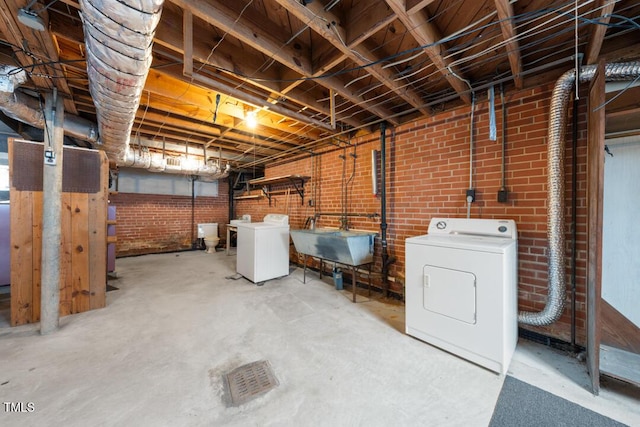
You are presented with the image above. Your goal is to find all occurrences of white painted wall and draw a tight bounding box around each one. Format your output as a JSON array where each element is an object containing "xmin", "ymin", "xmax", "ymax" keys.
[{"xmin": 602, "ymin": 137, "xmax": 640, "ymax": 327}]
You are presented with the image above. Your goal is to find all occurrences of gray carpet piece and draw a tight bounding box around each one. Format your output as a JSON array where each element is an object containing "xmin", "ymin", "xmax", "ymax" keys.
[{"xmin": 489, "ymin": 376, "xmax": 627, "ymax": 427}]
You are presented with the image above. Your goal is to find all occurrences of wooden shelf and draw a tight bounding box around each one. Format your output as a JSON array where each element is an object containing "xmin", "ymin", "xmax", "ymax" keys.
[{"xmin": 234, "ymin": 194, "xmax": 263, "ymax": 200}]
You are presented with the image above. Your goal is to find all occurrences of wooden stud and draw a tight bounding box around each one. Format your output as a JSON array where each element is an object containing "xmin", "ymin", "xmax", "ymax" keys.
[{"xmin": 89, "ymin": 152, "xmax": 108, "ymax": 310}]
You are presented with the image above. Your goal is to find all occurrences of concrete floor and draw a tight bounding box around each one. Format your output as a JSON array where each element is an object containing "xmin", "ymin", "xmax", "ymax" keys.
[{"xmin": 0, "ymin": 250, "xmax": 638, "ymax": 426}]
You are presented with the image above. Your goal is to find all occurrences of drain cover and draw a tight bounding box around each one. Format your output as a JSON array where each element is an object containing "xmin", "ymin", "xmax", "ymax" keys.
[{"xmin": 224, "ymin": 360, "xmax": 279, "ymax": 406}]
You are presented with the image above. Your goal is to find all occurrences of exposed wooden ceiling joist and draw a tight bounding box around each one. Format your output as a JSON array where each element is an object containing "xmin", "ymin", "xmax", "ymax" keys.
[{"xmin": 0, "ymin": 0, "xmax": 638, "ymax": 172}]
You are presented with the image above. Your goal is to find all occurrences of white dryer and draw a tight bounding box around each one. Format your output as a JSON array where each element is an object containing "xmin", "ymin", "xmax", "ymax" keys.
[
  {"xmin": 236, "ymin": 214, "xmax": 290, "ymax": 283},
  {"xmin": 405, "ymin": 218, "xmax": 518, "ymax": 374}
]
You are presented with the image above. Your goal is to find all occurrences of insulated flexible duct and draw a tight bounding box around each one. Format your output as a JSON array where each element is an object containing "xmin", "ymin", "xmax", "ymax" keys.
[
  {"xmin": 79, "ymin": 0, "xmax": 163, "ymax": 159},
  {"xmin": 519, "ymin": 62, "xmax": 640, "ymax": 326},
  {"xmin": 0, "ymin": 72, "xmax": 228, "ymax": 180},
  {"xmin": 1, "ymin": 1, "xmax": 226, "ymax": 180},
  {"xmin": 0, "ymin": 66, "xmax": 99, "ymax": 142}
]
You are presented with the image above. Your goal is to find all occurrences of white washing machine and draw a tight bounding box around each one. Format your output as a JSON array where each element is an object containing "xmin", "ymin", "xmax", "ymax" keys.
[
  {"xmin": 236, "ymin": 214, "xmax": 290, "ymax": 283},
  {"xmin": 405, "ymin": 218, "xmax": 518, "ymax": 374}
]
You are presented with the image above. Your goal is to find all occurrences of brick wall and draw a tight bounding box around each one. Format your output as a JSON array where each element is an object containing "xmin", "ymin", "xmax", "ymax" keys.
[
  {"xmin": 110, "ymin": 180, "xmax": 229, "ymax": 256},
  {"xmin": 236, "ymin": 84, "xmax": 589, "ymax": 344}
]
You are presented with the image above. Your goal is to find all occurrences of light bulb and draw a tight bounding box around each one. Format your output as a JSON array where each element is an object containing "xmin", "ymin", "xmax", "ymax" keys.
[{"xmin": 246, "ymin": 111, "xmax": 257, "ymax": 128}]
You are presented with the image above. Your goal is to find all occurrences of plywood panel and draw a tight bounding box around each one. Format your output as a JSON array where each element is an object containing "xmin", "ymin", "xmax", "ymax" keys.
[
  {"xmin": 10, "ymin": 190, "xmax": 33, "ymax": 326},
  {"xmin": 71, "ymin": 192, "xmax": 90, "ymax": 313},
  {"xmin": 8, "ymin": 139, "xmax": 109, "ymax": 326},
  {"xmin": 59, "ymin": 193, "xmax": 73, "ymax": 316}
]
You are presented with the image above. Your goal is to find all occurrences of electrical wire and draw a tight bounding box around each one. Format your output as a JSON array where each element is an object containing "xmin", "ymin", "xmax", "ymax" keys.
[
  {"xmin": 593, "ymin": 74, "xmax": 640, "ymax": 112},
  {"xmin": 10, "ymin": 0, "xmax": 638, "ymax": 167}
]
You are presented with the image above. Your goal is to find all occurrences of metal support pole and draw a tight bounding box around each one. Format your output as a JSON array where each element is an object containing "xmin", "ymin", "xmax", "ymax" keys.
[
  {"xmin": 303, "ymin": 254, "xmax": 307, "ymax": 284},
  {"xmin": 352, "ymin": 266, "xmax": 356, "ymax": 303},
  {"xmin": 40, "ymin": 89, "xmax": 64, "ymax": 335}
]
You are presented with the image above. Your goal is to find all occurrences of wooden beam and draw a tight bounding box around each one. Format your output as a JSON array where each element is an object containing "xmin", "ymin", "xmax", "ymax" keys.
[
  {"xmin": 182, "ymin": 8, "xmax": 193, "ymax": 78},
  {"xmin": 170, "ymin": 0, "xmax": 312, "ymax": 74},
  {"xmin": 385, "ymin": 0, "xmax": 472, "ymax": 104},
  {"xmin": 406, "ymin": 0, "xmax": 438, "ymax": 15},
  {"xmin": 170, "ymin": 0, "xmax": 398, "ymax": 125},
  {"xmin": 276, "ymin": 0, "xmax": 429, "ymax": 117},
  {"xmin": 584, "ymin": 0, "xmax": 617, "ymax": 65},
  {"xmin": 144, "ymin": 67, "xmax": 329, "ymax": 136},
  {"xmin": 494, "ymin": 0, "xmax": 523, "ymax": 89},
  {"xmin": 346, "ymin": 2, "xmax": 396, "ymax": 47},
  {"xmin": 135, "ymin": 88, "xmax": 318, "ymax": 150},
  {"xmin": 0, "ymin": 0, "xmax": 78, "ymax": 114},
  {"xmin": 586, "ymin": 60, "xmax": 606, "ymax": 395}
]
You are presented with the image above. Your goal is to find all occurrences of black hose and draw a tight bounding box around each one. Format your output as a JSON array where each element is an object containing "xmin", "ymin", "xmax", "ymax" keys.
[{"xmin": 191, "ymin": 176, "xmax": 197, "ymax": 249}]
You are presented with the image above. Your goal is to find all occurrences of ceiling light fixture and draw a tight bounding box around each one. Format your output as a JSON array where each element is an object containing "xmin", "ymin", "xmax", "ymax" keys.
[
  {"xmin": 17, "ymin": 8, "xmax": 45, "ymax": 31},
  {"xmin": 246, "ymin": 111, "xmax": 258, "ymax": 129},
  {"xmin": 17, "ymin": 0, "xmax": 59, "ymax": 32}
]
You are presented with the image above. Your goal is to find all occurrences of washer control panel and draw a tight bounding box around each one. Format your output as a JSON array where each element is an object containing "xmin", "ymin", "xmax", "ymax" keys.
[{"xmin": 427, "ymin": 218, "xmax": 517, "ymax": 240}]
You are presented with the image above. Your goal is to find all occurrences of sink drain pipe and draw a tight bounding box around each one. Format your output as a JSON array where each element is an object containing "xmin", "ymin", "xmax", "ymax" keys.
[
  {"xmin": 380, "ymin": 122, "xmax": 395, "ymax": 297},
  {"xmin": 518, "ymin": 62, "xmax": 640, "ymax": 326}
]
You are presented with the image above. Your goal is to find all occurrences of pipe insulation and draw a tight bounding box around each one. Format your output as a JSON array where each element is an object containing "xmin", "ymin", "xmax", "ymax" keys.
[
  {"xmin": 0, "ymin": 84, "xmax": 228, "ymax": 179},
  {"xmin": 519, "ymin": 62, "xmax": 640, "ymax": 326},
  {"xmin": 121, "ymin": 148, "xmax": 230, "ymax": 180},
  {"xmin": 79, "ymin": 0, "xmax": 164, "ymax": 159},
  {"xmin": 0, "ymin": 67, "xmax": 99, "ymax": 143},
  {"xmin": 0, "ymin": 29, "xmax": 228, "ymax": 180}
]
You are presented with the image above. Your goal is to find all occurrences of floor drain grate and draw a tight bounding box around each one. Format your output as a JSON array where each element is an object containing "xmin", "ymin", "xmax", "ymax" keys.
[{"xmin": 224, "ymin": 360, "xmax": 279, "ymax": 406}]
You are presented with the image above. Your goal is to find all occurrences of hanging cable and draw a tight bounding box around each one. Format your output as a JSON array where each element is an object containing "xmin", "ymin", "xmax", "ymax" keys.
[{"xmin": 575, "ymin": 0, "xmax": 580, "ymax": 100}]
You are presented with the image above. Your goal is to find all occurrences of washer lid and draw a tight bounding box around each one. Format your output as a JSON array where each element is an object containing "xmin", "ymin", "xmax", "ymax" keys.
[
  {"xmin": 235, "ymin": 221, "xmax": 289, "ymax": 230},
  {"xmin": 263, "ymin": 214, "xmax": 289, "ymax": 225}
]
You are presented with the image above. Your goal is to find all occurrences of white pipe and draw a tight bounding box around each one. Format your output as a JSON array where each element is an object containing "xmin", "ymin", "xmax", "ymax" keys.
[{"xmin": 0, "ymin": 69, "xmax": 99, "ymax": 144}]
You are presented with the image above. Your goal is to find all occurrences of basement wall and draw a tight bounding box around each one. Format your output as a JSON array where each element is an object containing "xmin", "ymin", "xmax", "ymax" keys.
[
  {"xmin": 109, "ymin": 179, "xmax": 229, "ymax": 256},
  {"xmin": 236, "ymin": 83, "xmax": 589, "ymax": 344}
]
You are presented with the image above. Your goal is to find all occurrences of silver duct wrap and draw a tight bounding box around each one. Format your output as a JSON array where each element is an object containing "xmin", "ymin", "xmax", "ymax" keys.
[
  {"xmin": 79, "ymin": 0, "xmax": 164, "ymax": 160},
  {"xmin": 121, "ymin": 148, "xmax": 230, "ymax": 180},
  {"xmin": 0, "ymin": 68, "xmax": 227, "ymax": 179},
  {"xmin": 519, "ymin": 62, "xmax": 640, "ymax": 326},
  {"xmin": 0, "ymin": 66, "xmax": 99, "ymax": 142}
]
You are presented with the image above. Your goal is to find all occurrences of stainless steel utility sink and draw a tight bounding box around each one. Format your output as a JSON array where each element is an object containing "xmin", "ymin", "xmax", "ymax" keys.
[
  {"xmin": 290, "ymin": 228, "xmax": 378, "ymax": 303},
  {"xmin": 290, "ymin": 228, "xmax": 377, "ymax": 266}
]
